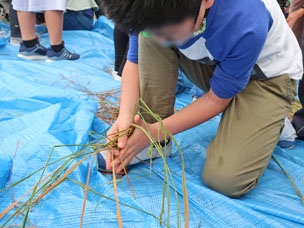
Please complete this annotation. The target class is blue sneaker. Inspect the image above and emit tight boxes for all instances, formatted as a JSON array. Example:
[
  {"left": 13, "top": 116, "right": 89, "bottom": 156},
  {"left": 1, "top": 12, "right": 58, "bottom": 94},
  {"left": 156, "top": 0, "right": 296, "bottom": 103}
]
[
  {"left": 18, "top": 42, "right": 47, "bottom": 60},
  {"left": 46, "top": 47, "right": 80, "bottom": 62},
  {"left": 97, "top": 139, "right": 172, "bottom": 174}
]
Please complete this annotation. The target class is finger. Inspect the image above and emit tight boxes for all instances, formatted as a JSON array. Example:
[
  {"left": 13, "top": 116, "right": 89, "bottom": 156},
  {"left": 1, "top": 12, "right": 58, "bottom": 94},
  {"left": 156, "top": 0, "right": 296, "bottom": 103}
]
[
  {"left": 111, "top": 150, "right": 130, "bottom": 173},
  {"left": 133, "top": 114, "right": 141, "bottom": 124},
  {"left": 106, "top": 126, "right": 119, "bottom": 144},
  {"left": 118, "top": 135, "right": 128, "bottom": 149},
  {"left": 108, "top": 149, "right": 123, "bottom": 170},
  {"left": 113, "top": 149, "right": 120, "bottom": 157},
  {"left": 115, "top": 153, "right": 135, "bottom": 174},
  {"left": 106, "top": 150, "right": 114, "bottom": 171}
]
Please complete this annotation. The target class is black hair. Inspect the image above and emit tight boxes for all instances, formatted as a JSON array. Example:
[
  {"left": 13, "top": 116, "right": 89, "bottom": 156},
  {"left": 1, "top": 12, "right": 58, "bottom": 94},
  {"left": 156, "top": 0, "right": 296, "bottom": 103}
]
[{"left": 102, "top": 0, "right": 201, "bottom": 33}]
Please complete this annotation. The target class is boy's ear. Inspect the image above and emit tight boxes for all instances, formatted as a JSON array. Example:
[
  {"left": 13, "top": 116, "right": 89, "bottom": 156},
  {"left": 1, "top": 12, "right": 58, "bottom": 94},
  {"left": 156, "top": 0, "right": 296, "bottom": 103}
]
[{"left": 204, "top": 0, "right": 214, "bottom": 9}]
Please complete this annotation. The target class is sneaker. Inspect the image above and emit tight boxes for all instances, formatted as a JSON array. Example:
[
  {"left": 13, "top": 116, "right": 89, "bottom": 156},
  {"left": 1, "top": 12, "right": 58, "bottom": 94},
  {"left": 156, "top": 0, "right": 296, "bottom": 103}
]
[
  {"left": 97, "top": 139, "right": 172, "bottom": 173},
  {"left": 278, "top": 117, "right": 297, "bottom": 150},
  {"left": 10, "top": 37, "right": 22, "bottom": 46},
  {"left": 111, "top": 70, "right": 122, "bottom": 81},
  {"left": 17, "top": 42, "right": 47, "bottom": 60},
  {"left": 46, "top": 47, "right": 80, "bottom": 62}
]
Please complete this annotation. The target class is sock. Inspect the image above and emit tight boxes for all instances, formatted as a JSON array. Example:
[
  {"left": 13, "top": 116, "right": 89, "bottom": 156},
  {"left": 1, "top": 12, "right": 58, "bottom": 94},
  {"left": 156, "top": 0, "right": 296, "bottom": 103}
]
[
  {"left": 23, "top": 38, "right": 38, "bottom": 48},
  {"left": 51, "top": 42, "right": 64, "bottom": 53}
]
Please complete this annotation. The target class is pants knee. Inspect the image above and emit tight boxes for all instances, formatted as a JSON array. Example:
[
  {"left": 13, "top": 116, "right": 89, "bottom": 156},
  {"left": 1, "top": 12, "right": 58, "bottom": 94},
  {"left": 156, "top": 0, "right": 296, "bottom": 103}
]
[{"left": 202, "top": 167, "right": 258, "bottom": 198}]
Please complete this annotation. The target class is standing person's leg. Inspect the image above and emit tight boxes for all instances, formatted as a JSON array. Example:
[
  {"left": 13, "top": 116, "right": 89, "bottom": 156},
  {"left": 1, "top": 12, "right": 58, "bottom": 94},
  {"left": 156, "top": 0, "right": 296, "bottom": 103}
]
[
  {"left": 44, "top": 10, "right": 63, "bottom": 47},
  {"left": 16, "top": 11, "right": 47, "bottom": 60},
  {"left": 17, "top": 12, "right": 35, "bottom": 41},
  {"left": 44, "top": 10, "right": 80, "bottom": 61}
]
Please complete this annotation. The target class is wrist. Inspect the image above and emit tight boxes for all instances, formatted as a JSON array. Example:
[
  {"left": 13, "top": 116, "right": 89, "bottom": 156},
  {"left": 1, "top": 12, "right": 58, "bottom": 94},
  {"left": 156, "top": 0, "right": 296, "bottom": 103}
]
[
  {"left": 149, "top": 122, "right": 170, "bottom": 142},
  {"left": 149, "top": 122, "right": 160, "bottom": 139},
  {"left": 117, "top": 112, "right": 134, "bottom": 124}
]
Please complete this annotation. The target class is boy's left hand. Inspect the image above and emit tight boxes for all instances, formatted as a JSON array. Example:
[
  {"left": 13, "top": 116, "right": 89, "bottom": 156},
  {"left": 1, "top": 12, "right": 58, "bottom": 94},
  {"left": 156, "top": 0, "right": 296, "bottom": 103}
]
[{"left": 110, "top": 115, "right": 155, "bottom": 173}]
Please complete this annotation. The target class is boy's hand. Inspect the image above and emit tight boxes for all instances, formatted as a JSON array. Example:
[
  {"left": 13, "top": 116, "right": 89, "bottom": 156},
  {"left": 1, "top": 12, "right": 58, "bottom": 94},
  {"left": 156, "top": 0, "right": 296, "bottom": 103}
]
[
  {"left": 110, "top": 115, "right": 154, "bottom": 174},
  {"left": 106, "top": 116, "right": 133, "bottom": 171}
]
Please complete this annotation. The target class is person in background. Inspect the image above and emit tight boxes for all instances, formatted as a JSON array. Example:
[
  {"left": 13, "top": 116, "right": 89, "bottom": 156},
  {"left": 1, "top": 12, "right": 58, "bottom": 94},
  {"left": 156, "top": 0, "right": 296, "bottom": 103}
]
[
  {"left": 12, "top": 0, "right": 80, "bottom": 61},
  {"left": 8, "top": 1, "right": 21, "bottom": 45},
  {"left": 277, "top": 0, "right": 291, "bottom": 16},
  {"left": 112, "top": 26, "right": 129, "bottom": 81},
  {"left": 94, "top": 0, "right": 105, "bottom": 18},
  {"left": 0, "top": 0, "right": 20, "bottom": 45},
  {"left": 278, "top": 0, "right": 287, "bottom": 11},
  {"left": 276, "top": 0, "right": 304, "bottom": 149},
  {"left": 64, "top": 0, "right": 99, "bottom": 31},
  {"left": 288, "top": 0, "right": 304, "bottom": 139}
]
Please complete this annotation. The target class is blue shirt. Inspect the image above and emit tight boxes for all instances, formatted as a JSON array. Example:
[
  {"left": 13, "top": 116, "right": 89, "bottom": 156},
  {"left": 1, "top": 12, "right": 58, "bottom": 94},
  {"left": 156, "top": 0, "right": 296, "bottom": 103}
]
[{"left": 127, "top": 0, "right": 282, "bottom": 98}]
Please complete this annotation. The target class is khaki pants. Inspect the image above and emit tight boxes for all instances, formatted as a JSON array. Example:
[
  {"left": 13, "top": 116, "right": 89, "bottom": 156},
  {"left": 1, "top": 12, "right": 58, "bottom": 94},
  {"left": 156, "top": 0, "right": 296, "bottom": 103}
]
[{"left": 138, "top": 36, "right": 297, "bottom": 197}]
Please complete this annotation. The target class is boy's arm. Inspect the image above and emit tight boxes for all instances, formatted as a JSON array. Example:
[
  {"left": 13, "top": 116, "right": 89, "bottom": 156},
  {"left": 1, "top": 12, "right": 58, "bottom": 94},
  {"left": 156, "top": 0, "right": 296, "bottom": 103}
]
[
  {"left": 118, "top": 60, "right": 140, "bottom": 123},
  {"left": 157, "top": 89, "right": 232, "bottom": 136},
  {"left": 111, "top": 89, "right": 232, "bottom": 173},
  {"left": 106, "top": 60, "right": 140, "bottom": 170}
]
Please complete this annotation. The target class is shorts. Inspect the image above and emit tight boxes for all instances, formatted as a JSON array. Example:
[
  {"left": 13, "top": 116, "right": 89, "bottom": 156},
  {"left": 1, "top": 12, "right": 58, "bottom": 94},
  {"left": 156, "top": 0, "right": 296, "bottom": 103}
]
[{"left": 12, "top": 0, "right": 66, "bottom": 12}]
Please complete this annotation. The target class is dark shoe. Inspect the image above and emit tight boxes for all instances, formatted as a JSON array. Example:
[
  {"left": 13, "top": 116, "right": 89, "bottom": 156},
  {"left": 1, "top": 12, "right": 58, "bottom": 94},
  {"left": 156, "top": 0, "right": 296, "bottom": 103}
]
[
  {"left": 18, "top": 42, "right": 47, "bottom": 60},
  {"left": 46, "top": 47, "right": 80, "bottom": 62}
]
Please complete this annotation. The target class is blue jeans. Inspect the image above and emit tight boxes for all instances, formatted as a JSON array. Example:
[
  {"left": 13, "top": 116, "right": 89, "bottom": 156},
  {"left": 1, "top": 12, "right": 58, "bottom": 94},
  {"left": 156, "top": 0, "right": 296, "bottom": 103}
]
[{"left": 63, "top": 10, "right": 94, "bottom": 31}]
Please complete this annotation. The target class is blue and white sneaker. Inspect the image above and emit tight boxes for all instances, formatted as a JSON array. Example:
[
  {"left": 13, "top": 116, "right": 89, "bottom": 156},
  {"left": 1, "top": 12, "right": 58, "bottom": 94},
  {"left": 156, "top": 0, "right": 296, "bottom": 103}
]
[
  {"left": 18, "top": 42, "right": 47, "bottom": 60},
  {"left": 46, "top": 47, "right": 80, "bottom": 62},
  {"left": 97, "top": 139, "right": 172, "bottom": 174}
]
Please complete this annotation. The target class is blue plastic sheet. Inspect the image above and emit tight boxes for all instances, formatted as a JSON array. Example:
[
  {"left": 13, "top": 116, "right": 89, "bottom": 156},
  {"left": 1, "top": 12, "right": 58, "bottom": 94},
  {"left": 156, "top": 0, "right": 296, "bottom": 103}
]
[
  {"left": 0, "top": 20, "right": 10, "bottom": 48},
  {"left": 0, "top": 16, "right": 304, "bottom": 227}
]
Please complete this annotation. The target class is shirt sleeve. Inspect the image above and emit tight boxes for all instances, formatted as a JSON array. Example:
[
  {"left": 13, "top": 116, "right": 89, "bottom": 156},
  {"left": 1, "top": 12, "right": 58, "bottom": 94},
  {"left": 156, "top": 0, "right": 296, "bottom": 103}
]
[
  {"left": 127, "top": 34, "right": 139, "bottom": 64},
  {"left": 210, "top": 30, "right": 268, "bottom": 99}
]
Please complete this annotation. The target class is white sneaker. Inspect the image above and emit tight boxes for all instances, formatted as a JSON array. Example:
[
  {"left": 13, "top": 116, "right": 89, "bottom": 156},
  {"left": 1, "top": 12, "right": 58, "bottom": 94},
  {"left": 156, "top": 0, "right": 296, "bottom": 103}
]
[
  {"left": 111, "top": 70, "right": 122, "bottom": 81},
  {"left": 278, "top": 117, "right": 297, "bottom": 150},
  {"left": 97, "top": 139, "right": 172, "bottom": 172},
  {"left": 10, "top": 37, "right": 22, "bottom": 46}
]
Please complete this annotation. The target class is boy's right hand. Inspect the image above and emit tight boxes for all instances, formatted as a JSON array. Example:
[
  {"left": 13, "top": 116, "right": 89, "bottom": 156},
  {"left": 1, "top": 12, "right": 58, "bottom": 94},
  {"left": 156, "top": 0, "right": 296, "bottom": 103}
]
[{"left": 105, "top": 116, "right": 132, "bottom": 171}]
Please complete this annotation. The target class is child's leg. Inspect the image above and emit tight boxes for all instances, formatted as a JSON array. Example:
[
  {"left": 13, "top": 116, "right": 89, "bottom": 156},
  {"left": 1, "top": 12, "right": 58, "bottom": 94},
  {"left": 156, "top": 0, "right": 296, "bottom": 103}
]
[
  {"left": 202, "top": 76, "right": 296, "bottom": 197},
  {"left": 139, "top": 35, "right": 296, "bottom": 197},
  {"left": 138, "top": 35, "right": 179, "bottom": 123},
  {"left": 44, "top": 10, "right": 80, "bottom": 61},
  {"left": 44, "top": 10, "right": 63, "bottom": 46},
  {"left": 170, "top": 51, "right": 297, "bottom": 197},
  {"left": 17, "top": 11, "right": 36, "bottom": 40}
]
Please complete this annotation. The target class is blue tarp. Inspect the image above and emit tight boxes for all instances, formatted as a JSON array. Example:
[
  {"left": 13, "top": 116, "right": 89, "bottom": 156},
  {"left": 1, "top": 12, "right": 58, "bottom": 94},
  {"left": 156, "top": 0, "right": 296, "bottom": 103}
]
[{"left": 0, "top": 16, "right": 304, "bottom": 227}]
